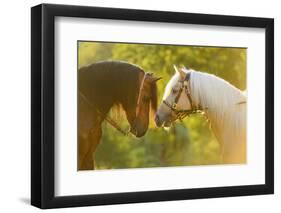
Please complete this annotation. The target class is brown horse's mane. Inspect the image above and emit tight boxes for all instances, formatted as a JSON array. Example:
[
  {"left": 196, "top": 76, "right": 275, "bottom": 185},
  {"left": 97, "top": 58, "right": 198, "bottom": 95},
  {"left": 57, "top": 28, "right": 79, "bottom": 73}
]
[{"left": 79, "top": 60, "right": 157, "bottom": 117}]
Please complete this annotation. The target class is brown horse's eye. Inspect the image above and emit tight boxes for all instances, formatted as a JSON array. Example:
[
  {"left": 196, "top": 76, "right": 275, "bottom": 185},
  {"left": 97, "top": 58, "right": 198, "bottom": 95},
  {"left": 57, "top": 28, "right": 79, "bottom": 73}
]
[{"left": 142, "top": 96, "right": 150, "bottom": 103}]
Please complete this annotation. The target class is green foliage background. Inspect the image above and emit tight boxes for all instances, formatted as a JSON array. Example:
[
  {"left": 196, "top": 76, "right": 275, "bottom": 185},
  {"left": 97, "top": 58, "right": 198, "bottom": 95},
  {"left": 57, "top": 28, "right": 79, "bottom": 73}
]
[{"left": 78, "top": 41, "right": 246, "bottom": 169}]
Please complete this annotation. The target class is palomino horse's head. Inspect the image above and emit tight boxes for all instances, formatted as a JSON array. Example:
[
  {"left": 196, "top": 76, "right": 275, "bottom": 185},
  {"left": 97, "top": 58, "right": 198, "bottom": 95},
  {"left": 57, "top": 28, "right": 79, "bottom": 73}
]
[
  {"left": 155, "top": 65, "right": 193, "bottom": 127},
  {"left": 128, "top": 72, "right": 161, "bottom": 137}
]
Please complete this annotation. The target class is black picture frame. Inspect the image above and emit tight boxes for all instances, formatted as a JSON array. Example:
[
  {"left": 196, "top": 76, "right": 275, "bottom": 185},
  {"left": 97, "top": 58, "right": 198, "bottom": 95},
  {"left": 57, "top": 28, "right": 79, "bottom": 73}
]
[{"left": 31, "top": 3, "right": 274, "bottom": 209}]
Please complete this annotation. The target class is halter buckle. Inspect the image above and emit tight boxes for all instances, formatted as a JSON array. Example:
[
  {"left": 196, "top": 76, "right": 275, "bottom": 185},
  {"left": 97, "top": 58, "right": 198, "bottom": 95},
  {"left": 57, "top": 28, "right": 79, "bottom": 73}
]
[{"left": 172, "top": 103, "right": 177, "bottom": 109}]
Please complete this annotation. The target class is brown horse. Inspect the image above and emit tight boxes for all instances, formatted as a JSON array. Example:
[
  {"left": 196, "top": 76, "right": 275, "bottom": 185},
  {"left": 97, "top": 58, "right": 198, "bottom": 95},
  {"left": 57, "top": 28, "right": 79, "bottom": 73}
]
[{"left": 78, "top": 60, "right": 160, "bottom": 170}]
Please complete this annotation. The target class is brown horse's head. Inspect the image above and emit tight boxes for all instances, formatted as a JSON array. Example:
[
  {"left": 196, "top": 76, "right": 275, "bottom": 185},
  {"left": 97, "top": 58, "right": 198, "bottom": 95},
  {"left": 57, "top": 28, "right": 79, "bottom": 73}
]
[
  {"left": 79, "top": 61, "right": 161, "bottom": 138},
  {"left": 125, "top": 72, "right": 161, "bottom": 137}
]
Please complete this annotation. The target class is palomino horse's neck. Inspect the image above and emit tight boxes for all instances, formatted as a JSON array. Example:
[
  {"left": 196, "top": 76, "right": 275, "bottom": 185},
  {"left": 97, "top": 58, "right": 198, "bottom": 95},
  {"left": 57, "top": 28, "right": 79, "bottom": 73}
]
[{"left": 189, "top": 71, "right": 246, "bottom": 163}]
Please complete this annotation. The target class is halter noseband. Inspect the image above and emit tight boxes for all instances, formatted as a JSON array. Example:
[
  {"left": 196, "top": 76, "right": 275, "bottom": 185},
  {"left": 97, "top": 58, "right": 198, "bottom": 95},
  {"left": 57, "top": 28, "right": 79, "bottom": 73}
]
[{"left": 163, "top": 72, "right": 202, "bottom": 120}]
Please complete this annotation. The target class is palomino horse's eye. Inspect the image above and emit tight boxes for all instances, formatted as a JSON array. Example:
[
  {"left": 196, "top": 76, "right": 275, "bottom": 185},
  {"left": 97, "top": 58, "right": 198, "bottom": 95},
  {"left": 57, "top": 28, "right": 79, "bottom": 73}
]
[{"left": 172, "top": 88, "right": 178, "bottom": 94}]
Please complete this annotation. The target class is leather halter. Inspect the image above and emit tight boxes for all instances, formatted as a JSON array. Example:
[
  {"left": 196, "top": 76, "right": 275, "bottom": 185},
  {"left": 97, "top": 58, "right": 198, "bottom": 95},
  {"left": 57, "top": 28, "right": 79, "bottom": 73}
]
[
  {"left": 79, "top": 91, "right": 130, "bottom": 135},
  {"left": 163, "top": 72, "right": 202, "bottom": 120},
  {"left": 136, "top": 72, "right": 148, "bottom": 116}
]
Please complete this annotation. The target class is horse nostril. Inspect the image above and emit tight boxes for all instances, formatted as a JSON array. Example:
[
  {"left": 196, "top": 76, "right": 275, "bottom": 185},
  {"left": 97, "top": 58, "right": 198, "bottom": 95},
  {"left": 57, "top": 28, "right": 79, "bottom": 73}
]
[
  {"left": 155, "top": 114, "right": 159, "bottom": 122},
  {"left": 155, "top": 114, "right": 161, "bottom": 126}
]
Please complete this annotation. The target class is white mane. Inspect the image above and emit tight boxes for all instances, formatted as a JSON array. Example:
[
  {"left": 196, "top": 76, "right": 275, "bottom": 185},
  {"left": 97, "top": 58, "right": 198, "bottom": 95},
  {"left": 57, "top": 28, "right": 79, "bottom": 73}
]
[
  {"left": 164, "top": 68, "right": 247, "bottom": 163},
  {"left": 189, "top": 70, "right": 246, "bottom": 117}
]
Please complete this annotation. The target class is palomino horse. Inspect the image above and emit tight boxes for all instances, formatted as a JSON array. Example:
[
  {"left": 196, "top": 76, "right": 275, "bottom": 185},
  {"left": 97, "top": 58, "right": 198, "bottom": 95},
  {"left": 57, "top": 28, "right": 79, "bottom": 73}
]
[
  {"left": 155, "top": 66, "right": 246, "bottom": 164},
  {"left": 79, "top": 60, "right": 160, "bottom": 170}
]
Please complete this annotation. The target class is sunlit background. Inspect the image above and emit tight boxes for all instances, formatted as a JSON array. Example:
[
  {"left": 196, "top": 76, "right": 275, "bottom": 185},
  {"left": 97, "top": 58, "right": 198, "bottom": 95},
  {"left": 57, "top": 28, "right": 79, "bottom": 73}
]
[{"left": 78, "top": 41, "right": 246, "bottom": 169}]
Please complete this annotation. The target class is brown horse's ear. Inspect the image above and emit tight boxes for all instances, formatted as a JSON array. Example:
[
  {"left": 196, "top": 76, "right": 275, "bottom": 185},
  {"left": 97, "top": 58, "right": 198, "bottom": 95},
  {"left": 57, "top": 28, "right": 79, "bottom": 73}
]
[
  {"left": 151, "top": 76, "right": 162, "bottom": 82},
  {"left": 146, "top": 73, "right": 162, "bottom": 83}
]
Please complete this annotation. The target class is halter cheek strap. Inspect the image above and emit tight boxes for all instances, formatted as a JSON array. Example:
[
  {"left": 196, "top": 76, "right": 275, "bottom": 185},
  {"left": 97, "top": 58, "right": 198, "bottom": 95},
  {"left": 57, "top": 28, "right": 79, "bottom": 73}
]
[
  {"left": 163, "top": 72, "right": 202, "bottom": 120},
  {"left": 183, "top": 73, "right": 194, "bottom": 110},
  {"left": 136, "top": 72, "right": 148, "bottom": 116}
]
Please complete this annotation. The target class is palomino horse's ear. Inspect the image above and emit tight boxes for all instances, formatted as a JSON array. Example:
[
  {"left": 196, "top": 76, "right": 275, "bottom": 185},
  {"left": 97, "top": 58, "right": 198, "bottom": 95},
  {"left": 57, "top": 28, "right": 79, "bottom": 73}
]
[
  {"left": 174, "top": 65, "right": 186, "bottom": 79},
  {"left": 179, "top": 69, "right": 187, "bottom": 80},
  {"left": 173, "top": 65, "right": 179, "bottom": 73}
]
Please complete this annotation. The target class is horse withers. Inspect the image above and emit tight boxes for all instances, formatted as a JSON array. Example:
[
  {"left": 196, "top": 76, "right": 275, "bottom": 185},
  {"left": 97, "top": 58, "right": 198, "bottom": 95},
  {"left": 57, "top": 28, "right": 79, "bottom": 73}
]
[{"left": 78, "top": 60, "right": 161, "bottom": 170}]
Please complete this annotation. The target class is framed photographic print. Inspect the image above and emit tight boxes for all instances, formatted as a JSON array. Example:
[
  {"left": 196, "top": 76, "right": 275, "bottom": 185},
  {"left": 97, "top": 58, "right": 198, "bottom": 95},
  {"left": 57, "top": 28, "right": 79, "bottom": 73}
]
[{"left": 31, "top": 3, "right": 274, "bottom": 209}]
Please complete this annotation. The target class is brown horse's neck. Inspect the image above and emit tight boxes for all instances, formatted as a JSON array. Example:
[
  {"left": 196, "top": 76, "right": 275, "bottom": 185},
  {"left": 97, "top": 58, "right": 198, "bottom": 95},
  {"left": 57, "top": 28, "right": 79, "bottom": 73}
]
[{"left": 79, "top": 61, "right": 143, "bottom": 117}]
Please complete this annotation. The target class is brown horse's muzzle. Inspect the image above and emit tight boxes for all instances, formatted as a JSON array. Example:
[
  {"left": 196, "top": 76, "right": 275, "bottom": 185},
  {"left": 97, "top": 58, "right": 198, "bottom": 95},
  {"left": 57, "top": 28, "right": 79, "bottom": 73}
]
[{"left": 130, "top": 119, "right": 148, "bottom": 137}]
